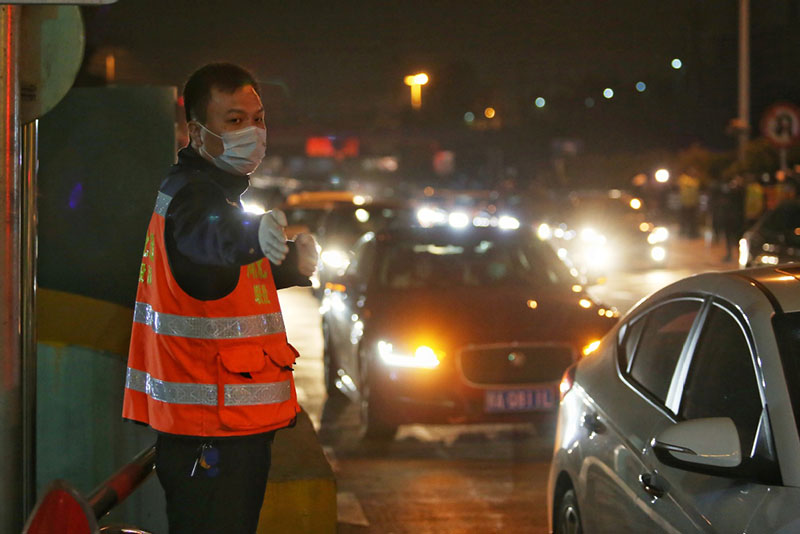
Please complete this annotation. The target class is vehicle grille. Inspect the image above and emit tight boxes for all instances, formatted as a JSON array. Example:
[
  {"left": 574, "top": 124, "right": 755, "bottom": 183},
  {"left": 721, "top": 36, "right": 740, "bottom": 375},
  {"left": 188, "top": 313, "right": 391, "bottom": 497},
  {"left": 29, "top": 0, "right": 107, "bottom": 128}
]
[{"left": 458, "top": 344, "right": 575, "bottom": 386}]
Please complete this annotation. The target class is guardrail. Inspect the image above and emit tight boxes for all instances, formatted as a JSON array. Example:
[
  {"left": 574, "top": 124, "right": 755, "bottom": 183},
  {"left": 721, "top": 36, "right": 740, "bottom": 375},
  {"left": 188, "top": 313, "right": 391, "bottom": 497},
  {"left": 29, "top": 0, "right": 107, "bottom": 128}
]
[{"left": 22, "top": 445, "right": 156, "bottom": 534}]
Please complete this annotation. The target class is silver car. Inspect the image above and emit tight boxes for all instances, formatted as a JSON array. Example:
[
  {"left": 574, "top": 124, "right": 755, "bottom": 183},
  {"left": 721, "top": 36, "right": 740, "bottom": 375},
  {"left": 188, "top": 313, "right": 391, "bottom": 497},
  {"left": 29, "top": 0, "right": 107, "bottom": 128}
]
[{"left": 548, "top": 265, "right": 800, "bottom": 533}]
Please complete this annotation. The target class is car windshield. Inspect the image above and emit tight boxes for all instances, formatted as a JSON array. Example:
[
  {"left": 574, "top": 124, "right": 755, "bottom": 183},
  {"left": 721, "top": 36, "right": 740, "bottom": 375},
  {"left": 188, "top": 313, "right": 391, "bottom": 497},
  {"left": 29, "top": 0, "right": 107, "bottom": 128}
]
[
  {"left": 283, "top": 207, "right": 328, "bottom": 232},
  {"left": 320, "top": 206, "right": 410, "bottom": 243},
  {"left": 566, "top": 196, "right": 646, "bottom": 230},
  {"left": 375, "top": 233, "right": 573, "bottom": 290}
]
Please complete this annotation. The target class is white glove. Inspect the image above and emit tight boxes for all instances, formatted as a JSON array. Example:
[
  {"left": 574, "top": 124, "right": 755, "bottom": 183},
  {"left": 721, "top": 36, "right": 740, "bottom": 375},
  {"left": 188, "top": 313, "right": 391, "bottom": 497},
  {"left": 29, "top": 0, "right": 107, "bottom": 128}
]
[
  {"left": 294, "top": 233, "right": 319, "bottom": 277},
  {"left": 258, "top": 209, "right": 289, "bottom": 265}
]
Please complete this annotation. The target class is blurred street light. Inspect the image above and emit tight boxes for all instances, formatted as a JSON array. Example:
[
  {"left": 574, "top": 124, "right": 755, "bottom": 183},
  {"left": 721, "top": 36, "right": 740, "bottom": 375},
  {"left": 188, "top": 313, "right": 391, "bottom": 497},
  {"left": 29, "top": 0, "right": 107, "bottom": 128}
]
[
  {"left": 635, "top": 81, "right": 646, "bottom": 92},
  {"left": 671, "top": 58, "right": 683, "bottom": 69},
  {"left": 603, "top": 88, "right": 614, "bottom": 99},
  {"left": 535, "top": 97, "right": 546, "bottom": 108},
  {"left": 655, "top": 168, "right": 670, "bottom": 183},
  {"left": 484, "top": 107, "right": 496, "bottom": 119},
  {"left": 404, "top": 72, "right": 429, "bottom": 110}
]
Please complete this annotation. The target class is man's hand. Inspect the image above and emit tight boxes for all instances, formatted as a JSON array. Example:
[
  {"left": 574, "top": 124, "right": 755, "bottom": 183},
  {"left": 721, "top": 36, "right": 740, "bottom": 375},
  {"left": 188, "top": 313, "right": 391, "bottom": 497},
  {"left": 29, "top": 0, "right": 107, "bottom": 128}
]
[
  {"left": 258, "top": 209, "right": 289, "bottom": 265},
  {"left": 294, "top": 233, "right": 319, "bottom": 277}
]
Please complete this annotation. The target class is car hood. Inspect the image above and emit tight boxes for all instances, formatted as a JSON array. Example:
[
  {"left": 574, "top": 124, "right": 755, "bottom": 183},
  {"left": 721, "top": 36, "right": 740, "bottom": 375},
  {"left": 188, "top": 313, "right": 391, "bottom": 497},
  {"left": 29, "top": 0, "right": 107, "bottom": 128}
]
[{"left": 363, "top": 285, "right": 613, "bottom": 351}]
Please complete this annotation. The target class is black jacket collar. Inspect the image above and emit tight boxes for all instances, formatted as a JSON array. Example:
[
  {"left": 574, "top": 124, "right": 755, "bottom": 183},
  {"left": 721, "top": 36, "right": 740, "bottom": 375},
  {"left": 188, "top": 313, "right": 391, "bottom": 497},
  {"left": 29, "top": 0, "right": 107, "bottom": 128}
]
[{"left": 176, "top": 146, "right": 250, "bottom": 198}]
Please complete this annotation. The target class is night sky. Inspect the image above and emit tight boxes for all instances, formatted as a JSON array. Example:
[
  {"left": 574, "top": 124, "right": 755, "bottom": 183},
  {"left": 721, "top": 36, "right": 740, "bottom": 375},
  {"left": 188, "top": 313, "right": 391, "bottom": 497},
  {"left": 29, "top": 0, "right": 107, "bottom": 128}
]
[{"left": 80, "top": 1, "right": 800, "bottom": 181}]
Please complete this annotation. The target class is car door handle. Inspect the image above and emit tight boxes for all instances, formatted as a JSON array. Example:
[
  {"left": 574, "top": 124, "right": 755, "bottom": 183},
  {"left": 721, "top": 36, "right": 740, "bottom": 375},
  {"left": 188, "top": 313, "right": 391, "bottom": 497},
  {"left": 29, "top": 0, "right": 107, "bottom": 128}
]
[
  {"left": 581, "top": 412, "right": 605, "bottom": 434},
  {"left": 639, "top": 473, "right": 665, "bottom": 499}
]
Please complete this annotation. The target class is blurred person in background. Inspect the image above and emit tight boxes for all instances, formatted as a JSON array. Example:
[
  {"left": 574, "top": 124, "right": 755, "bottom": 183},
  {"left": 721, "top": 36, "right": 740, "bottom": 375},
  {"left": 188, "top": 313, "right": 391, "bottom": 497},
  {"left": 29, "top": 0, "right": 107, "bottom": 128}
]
[
  {"left": 678, "top": 171, "right": 700, "bottom": 237},
  {"left": 744, "top": 174, "right": 766, "bottom": 229},
  {"left": 719, "top": 176, "right": 746, "bottom": 262}
]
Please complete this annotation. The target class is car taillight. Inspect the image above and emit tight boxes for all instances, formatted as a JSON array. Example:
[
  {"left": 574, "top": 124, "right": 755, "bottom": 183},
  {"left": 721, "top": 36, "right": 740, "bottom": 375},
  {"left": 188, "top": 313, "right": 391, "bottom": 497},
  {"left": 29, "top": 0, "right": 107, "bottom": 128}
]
[{"left": 559, "top": 364, "right": 577, "bottom": 401}]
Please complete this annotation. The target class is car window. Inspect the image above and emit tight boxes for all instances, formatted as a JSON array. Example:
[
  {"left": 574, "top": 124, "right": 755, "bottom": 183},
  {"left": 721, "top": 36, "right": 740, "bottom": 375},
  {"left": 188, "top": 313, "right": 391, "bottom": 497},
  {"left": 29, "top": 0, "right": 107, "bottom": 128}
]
[
  {"left": 628, "top": 300, "right": 702, "bottom": 404},
  {"left": 375, "top": 236, "right": 572, "bottom": 289},
  {"left": 618, "top": 316, "right": 647, "bottom": 372},
  {"left": 680, "top": 305, "right": 762, "bottom": 454},
  {"left": 774, "top": 311, "right": 800, "bottom": 441},
  {"left": 345, "top": 236, "right": 375, "bottom": 279}
]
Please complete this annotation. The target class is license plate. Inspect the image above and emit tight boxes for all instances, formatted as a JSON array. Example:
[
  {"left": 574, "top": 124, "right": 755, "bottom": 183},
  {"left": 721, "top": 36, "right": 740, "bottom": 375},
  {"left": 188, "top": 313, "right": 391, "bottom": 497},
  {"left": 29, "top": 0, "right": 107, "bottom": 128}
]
[{"left": 484, "top": 387, "right": 556, "bottom": 413}]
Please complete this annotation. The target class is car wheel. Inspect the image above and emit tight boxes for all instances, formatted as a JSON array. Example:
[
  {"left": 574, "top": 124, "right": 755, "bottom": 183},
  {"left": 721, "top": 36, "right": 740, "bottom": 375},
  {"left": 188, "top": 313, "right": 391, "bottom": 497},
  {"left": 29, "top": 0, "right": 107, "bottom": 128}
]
[
  {"left": 322, "top": 322, "right": 339, "bottom": 396},
  {"left": 359, "top": 355, "right": 397, "bottom": 440},
  {"left": 555, "top": 488, "right": 583, "bottom": 534}
]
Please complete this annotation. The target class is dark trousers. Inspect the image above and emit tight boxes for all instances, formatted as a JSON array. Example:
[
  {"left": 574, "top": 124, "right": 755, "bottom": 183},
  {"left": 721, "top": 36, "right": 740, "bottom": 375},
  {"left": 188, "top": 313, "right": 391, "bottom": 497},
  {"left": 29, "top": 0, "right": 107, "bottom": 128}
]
[{"left": 155, "top": 431, "right": 276, "bottom": 534}]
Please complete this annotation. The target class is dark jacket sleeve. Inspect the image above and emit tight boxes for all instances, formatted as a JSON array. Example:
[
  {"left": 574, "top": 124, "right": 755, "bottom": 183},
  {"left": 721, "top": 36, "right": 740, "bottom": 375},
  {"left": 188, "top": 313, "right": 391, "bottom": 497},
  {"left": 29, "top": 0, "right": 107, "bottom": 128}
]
[
  {"left": 168, "top": 182, "right": 263, "bottom": 267},
  {"left": 168, "top": 182, "right": 311, "bottom": 288}
]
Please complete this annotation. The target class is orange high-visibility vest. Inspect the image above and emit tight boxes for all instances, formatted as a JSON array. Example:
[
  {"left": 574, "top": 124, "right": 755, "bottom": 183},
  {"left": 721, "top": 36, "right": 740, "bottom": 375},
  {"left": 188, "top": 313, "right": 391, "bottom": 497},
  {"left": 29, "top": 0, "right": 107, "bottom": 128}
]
[{"left": 122, "top": 191, "right": 300, "bottom": 437}]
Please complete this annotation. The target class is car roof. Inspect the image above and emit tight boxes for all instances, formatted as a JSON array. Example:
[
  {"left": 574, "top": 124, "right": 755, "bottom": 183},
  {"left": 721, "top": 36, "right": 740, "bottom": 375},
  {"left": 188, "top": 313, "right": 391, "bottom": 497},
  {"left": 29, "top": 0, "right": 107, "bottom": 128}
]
[
  {"left": 284, "top": 191, "right": 356, "bottom": 206},
  {"left": 375, "top": 225, "right": 529, "bottom": 243},
  {"left": 638, "top": 265, "right": 800, "bottom": 316}
]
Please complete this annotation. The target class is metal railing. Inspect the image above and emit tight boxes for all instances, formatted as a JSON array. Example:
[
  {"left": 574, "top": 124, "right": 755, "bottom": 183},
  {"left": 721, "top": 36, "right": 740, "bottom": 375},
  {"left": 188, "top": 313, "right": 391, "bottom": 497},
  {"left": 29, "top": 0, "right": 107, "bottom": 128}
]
[{"left": 23, "top": 445, "right": 156, "bottom": 534}]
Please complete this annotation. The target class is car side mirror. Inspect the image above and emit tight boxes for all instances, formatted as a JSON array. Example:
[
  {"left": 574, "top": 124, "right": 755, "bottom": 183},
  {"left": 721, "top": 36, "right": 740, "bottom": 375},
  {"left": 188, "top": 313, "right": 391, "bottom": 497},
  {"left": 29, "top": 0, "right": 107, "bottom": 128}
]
[{"left": 651, "top": 417, "right": 741, "bottom": 474}]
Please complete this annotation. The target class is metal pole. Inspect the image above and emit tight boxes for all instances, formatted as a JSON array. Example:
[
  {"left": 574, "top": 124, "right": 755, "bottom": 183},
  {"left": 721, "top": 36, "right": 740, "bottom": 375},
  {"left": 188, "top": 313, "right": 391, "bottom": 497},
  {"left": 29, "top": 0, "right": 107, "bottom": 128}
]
[
  {"left": 0, "top": 4, "right": 22, "bottom": 534},
  {"left": 738, "top": 0, "right": 750, "bottom": 162},
  {"left": 21, "top": 118, "right": 37, "bottom": 519}
]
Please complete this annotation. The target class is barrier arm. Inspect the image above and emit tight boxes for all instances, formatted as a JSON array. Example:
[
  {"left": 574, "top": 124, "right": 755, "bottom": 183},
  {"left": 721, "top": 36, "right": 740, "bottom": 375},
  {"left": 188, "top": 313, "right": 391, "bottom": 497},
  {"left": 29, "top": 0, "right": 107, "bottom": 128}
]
[{"left": 22, "top": 445, "right": 156, "bottom": 534}]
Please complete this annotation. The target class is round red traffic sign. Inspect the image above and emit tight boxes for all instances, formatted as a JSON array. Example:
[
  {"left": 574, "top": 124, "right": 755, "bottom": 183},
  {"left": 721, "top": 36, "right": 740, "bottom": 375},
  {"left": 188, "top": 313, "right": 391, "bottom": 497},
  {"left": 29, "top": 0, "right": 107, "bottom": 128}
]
[{"left": 761, "top": 102, "right": 800, "bottom": 148}]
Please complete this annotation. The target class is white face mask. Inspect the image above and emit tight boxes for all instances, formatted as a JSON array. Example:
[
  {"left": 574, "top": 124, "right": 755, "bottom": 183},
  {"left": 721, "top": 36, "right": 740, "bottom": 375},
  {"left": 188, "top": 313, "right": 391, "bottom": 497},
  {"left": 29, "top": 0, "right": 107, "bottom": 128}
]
[{"left": 198, "top": 123, "right": 267, "bottom": 176}]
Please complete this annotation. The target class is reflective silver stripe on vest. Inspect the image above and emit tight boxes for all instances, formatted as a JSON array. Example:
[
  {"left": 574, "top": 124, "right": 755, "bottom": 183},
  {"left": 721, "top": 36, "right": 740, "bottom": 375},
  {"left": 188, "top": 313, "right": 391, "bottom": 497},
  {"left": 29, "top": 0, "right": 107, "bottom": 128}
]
[
  {"left": 126, "top": 368, "right": 291, "bottom": 406},
  {"left": 134, "top": 302, "right": 285, "bottom": 339},
  {"left": 154, "top": 192, "right": 172, "bottom": 217},
  {"left": 225, "top": 381, "right": 292, "bottom": 406}
]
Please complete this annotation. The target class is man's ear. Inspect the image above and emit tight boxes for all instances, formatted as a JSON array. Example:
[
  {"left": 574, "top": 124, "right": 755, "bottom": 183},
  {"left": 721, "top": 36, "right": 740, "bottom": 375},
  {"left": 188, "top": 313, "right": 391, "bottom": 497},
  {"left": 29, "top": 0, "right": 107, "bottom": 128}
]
[{"left": 187, "top": 121, "right": 203, "bottom": 149}]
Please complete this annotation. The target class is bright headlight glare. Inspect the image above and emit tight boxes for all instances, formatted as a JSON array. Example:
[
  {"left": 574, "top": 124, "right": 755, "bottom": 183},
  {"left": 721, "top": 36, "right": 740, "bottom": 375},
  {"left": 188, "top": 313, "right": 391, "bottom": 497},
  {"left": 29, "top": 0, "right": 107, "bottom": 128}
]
[
  {"left": 758, "top": 254, "right": 779, "bottom": 265},
  {"left": 650, "top": 246, "right": 666, "bottom": 262},
  {"left": 647, "top": 227, "right": 669, "bottom": 244},
  {"left": 582, "top": 340, "right": 601, "bottom": 356},
  {"left": 580, "top": 228, "right": 606, "bottom": 245},
  {"left": 584, "top": 245, "right": 612, "bottom": 268},
  {"left": 473, "top": 213, "right": 492, "bottom": 227},
  {"left": 417, "top": 207, "right": 447, "bottom": 227},
  {"left": 377, "top": 341, "right": 441, "bottom": 369},
  {"left": 321, "top": 249, "right": 350, "bottom": 269},
  {"left": 537, "top": 223, "right": 552, "bottom": 240},
  {"left": 498, "top": 215, "right": 520, "bottom": 230},
  {"left": 448, "top": 211, "right": 470, "bottom": 228}
]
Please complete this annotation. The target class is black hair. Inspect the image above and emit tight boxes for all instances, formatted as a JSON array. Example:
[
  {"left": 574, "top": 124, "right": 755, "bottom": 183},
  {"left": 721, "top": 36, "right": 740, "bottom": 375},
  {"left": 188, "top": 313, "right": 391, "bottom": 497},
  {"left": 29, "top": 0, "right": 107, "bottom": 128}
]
[{"left": 183, "top": 63, "right": 260, "bottom": 123}]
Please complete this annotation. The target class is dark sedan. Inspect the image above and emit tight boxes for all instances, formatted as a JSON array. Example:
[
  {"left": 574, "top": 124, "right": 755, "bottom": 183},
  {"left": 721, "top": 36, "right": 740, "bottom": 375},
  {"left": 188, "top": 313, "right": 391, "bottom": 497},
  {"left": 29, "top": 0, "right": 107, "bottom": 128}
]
[
  {"left": 321, "top": 226, "right": 618, "bottom": 439},
  {"left": 740, "top": 199, "right": 800, "bottom": 268}
]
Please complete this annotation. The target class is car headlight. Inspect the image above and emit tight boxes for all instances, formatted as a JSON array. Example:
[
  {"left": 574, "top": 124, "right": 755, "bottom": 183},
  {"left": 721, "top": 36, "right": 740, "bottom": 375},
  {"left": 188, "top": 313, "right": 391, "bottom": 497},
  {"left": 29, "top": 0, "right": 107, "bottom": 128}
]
[
  {"left": 377, "top": 341, "right": 441, "bottom": 369},
  {"left": 498, "top": 215, "right": 520, "bottom": 230},
  {"left": 650, "top": 246, "right": 666, "bottom": 262},
  {"left": 448, "top": 211, "right": 470, "bottom": 228},
  {"left": 580, "top": 227, "right": 606, "bottom": 244},
  {"left": 756, "top": 253, "right": 779, "bottom": 265},
  {"left": 582, "top": 244, "right": 612, "bottom": 269},
  {"left": 647, "top": 226, "right": 669, "bottom": 244},
  {"left": 537, "top": 223, "right": 552, "bottom": 240},
  {"left": 582, "top": 339, "right": 601, "bottom": 356},
  {"left": 417, "top": 206, "right": 447, "bottom": 227},
  {"left": 321, "top": 249, "right": 350, "bottom": 270}
]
